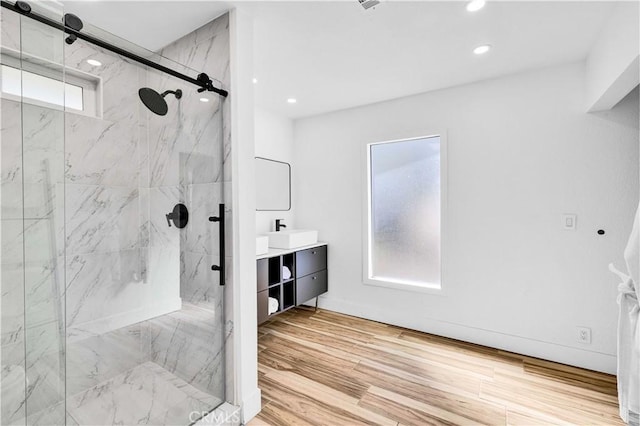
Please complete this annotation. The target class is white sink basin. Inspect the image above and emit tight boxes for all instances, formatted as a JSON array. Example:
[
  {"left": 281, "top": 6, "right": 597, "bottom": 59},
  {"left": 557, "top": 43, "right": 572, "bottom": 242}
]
[
  {"left": 256, "top": 236, "right": 269, "bottom": 255},
  {"left": 266, "top": 229, "right": 318, "bottom": 249}
]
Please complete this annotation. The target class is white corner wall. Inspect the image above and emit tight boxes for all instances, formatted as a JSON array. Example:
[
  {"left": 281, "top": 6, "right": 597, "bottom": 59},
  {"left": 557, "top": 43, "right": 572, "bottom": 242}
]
[
  {"left": 255, "top": 108, "right": 296, "bottom": 234},
  {"left": 229, "top": 7, "right": 261, "bottom": 423},
  {"left": 293, "top": 62, "right": 639, "bottom": 373},
  {"left": 586, "top": 2, "right": 639, "bottom": 112}
]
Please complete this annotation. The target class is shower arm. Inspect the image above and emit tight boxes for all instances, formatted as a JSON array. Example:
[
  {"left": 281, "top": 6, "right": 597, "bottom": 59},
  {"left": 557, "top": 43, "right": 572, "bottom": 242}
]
[
  {"left": 161, "top": 89, "right": 182, "bottom": 99},
  {"left": 1, "top": 0, "right": 229, "bottom": 98}
]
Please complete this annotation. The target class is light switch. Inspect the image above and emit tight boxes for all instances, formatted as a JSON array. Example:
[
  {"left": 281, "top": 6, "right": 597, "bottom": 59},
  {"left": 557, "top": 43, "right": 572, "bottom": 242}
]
[{"left": 562, "top": 214, "right": 577, "bottom": 230}]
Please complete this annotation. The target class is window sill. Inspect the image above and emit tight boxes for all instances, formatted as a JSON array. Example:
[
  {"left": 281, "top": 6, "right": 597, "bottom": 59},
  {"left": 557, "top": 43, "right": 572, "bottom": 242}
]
[{"left": 363, "top": 276, "right": 444, "bottom": 295}]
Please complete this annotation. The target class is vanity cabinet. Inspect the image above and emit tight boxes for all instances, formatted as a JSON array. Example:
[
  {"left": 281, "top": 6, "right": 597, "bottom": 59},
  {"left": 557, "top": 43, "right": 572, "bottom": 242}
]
[{"left": 257, "top": 244, "right": 327, "bottom": 325}]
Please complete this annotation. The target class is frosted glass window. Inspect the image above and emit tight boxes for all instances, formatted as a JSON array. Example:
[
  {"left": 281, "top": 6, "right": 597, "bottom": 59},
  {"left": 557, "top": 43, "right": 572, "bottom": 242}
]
[
  {"left": 1, "top": 64, "right": 83, "bottom": 110},
  {"left": 368, "top": 135, "right": 441, "bottom": 287}
]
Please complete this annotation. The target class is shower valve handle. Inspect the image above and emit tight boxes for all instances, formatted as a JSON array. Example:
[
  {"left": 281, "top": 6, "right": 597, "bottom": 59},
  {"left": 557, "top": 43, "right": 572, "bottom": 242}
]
[{"left": 165, "top": 204, "right": 189, "bottom": 229}]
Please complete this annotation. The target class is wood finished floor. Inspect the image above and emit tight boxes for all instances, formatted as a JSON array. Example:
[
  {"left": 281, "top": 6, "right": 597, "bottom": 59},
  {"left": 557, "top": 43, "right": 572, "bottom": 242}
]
[{"left": 249, "top": 307, "right": 623, "bottom": 426}]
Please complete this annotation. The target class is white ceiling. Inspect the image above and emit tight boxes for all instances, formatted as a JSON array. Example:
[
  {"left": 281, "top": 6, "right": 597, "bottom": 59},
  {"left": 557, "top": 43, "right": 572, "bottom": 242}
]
[
  {"left": 62, "top": 1, "right": 231, "bottom": 52},
  {"left": 60, "top": 1, "right": 616, "bottom": 119},
  {"left": 251, "top": 1, "right": 616, "bottom": 118}
]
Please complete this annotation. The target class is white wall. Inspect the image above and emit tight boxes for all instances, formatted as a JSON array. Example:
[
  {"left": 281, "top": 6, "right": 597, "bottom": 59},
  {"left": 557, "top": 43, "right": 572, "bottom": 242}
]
[
  {"left": 586, "top": 2, "right": 639, "bottom": 112},
  {"left": 255, "top": 108, "right": 295, "bottom": 234},
  {"left": 293, "top": 62, "right": 639, "bottom": 373},
  {"left": 229, "top": 8, "right": 261, "bottom": 423}
]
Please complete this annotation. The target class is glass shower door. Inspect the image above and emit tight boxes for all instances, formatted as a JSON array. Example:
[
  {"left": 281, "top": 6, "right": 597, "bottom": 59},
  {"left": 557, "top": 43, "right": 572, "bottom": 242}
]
[
  {"left": 1, "top": 2, "right": 67, "bottom": 425},
  {"left": 1, "top": 2, "right": 227, "bottom": 424},
  {"left": 61, "top": 18, "right": 227, "bottom": 426}
]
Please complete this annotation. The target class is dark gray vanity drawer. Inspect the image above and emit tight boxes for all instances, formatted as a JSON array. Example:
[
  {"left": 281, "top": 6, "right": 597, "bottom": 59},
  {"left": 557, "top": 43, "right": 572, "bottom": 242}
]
[
  {"left": 296, "top": 269, "right": 327, "bottom": 305},
  {"left": 257, "top": 259, "right": 269, "bottom": 292},
  {"left": 295, "top": 246, "right": 327, "bottom": 278}
]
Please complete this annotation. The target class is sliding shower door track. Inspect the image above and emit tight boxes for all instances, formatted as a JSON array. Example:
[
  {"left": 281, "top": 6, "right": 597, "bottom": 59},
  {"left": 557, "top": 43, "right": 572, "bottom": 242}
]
[{"left": 1, "top": 0, "right": 229, "bottom": 97}]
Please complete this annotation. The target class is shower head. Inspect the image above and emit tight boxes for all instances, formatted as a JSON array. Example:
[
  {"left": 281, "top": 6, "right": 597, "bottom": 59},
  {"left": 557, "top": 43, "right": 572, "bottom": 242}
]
[{"left": 138, "top": 87, "right": 182, "bottom": 116}]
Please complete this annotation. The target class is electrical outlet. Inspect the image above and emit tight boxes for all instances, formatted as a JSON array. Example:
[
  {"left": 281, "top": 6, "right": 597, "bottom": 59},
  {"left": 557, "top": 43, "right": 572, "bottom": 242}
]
[{"left": 577, "top": 327, "right": 591, "bottom": 344}]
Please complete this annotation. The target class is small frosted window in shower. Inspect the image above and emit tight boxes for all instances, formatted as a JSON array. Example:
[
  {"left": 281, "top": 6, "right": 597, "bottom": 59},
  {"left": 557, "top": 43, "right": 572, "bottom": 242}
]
[
  {"left": 367, "top": 135, "right": 442, "bottom": 289},
  {"left": 1, "top": 64, "right": 83, "bottom": 110}
]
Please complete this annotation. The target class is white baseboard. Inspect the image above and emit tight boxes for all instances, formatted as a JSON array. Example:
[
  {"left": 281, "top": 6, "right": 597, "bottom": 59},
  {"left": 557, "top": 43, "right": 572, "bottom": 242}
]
[
  {"left": 240, "top": 388, "right": 262, "bottom": 424},
  {"left": 318, "top": 297, "right": 617, "bottom": 374}
]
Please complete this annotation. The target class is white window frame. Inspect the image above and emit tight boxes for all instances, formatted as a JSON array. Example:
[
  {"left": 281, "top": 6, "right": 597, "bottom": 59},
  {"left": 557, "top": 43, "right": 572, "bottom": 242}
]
[
  {"left": 362, "top": 132, "right": 448, "bottom": 295},
  {"left": 1, "top": 50, "right": 102, "bottom": 118}
]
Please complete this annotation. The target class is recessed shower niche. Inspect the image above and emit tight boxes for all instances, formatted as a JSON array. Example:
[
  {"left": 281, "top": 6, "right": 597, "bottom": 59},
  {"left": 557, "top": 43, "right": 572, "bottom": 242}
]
[{"left": 0, "top": 2, "right": 231, "bottom": 425}]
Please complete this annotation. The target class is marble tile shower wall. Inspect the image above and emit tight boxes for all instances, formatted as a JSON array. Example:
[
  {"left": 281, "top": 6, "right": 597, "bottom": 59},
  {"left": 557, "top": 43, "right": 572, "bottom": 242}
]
[{"left": 1, "top": 6, "right": 231, "bottom": 424}]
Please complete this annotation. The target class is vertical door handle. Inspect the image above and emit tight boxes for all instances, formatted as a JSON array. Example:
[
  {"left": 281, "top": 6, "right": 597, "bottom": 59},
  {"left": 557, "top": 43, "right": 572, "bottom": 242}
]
[{"left": 209, "top": 203, "right": 225, "bottom": 285}]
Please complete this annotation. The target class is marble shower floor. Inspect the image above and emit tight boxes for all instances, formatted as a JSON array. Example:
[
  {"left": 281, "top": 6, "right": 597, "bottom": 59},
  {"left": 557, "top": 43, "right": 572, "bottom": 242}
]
[{"left": 67, "top": 361, "right": 223, "bottom": 426}]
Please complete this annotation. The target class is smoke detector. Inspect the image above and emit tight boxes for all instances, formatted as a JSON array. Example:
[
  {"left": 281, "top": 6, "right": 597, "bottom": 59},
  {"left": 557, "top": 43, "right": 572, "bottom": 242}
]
[{"left": 358, "top": 0, "right": 380, "bottom": 10}]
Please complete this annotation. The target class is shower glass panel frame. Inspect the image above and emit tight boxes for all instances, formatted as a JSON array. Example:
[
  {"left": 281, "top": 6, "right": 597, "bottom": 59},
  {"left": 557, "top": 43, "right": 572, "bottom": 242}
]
[{"left": 1, "top": 2, "right": 228, "bottom": 424}]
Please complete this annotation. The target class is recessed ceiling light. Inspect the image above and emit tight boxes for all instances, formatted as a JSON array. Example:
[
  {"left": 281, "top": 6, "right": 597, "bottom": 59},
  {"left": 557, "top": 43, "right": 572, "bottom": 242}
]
[
  {"left": 199, "top": 97, "right": 210, "bottom": 103},
  {"left": 287, "top": 98, "right": 297, "bottom": 104},
  {"left": 86, "top": 59, "right": 102, "bottom": 66},
  {"left": 466, "top": 0, "right": 485, "bottom": 12},
  {"left": 252, "top": 78, "right": 258, "bottom": 84},
  {"left": 473, "top": 44, "right": 491, "bottom": 55}
]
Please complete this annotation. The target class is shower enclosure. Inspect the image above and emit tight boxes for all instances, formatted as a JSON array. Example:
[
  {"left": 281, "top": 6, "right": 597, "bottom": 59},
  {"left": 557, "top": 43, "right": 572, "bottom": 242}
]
[{"left": 1, "top": 1, "right": 229, "bottom": 424}]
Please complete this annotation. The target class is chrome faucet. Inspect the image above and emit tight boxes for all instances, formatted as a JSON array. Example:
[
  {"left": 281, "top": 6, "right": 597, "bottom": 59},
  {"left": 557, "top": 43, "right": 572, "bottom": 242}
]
[{"left": 275, "top": 219, "right": 287, "bottom": 232}]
